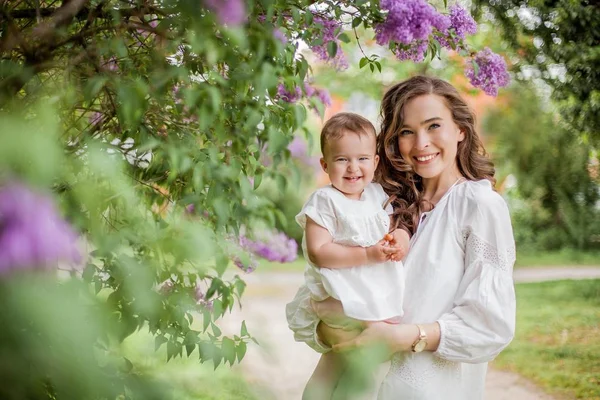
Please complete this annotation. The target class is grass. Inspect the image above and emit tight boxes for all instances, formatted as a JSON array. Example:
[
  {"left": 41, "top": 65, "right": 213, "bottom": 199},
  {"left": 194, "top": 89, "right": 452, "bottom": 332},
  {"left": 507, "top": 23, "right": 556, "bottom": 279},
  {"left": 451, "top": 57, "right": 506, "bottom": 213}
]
[
  {"left": 122, "top": 330, "right": 272, "bottom": 400},
  {"left": 515, "top": 249, "right": 600, "bottom": 268},
  {"left": 492, "top": 279, "right": 600, "bottom": 399}
]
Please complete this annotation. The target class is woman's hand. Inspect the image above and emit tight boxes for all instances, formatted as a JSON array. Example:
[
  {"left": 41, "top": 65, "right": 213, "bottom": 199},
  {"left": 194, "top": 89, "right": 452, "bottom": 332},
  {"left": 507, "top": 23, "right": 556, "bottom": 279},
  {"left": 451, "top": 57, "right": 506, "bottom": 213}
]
[{"left": 332, "top": 323, "right": 420, "bottom": 356}]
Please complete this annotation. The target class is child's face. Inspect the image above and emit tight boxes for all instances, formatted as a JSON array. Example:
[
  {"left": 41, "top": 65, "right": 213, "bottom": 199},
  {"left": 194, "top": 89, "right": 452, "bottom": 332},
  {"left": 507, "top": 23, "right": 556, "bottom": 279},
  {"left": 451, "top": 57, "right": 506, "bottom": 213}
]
[{"left": 320, "top": 131, "right": 379, "bottom": 200}]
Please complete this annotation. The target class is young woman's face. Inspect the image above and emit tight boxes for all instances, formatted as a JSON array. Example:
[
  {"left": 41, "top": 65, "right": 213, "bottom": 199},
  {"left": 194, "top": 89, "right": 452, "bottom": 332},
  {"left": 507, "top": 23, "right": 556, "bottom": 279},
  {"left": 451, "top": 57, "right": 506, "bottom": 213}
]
[{"left": 397, "top": 94, "right": 464, "bottom": 181}]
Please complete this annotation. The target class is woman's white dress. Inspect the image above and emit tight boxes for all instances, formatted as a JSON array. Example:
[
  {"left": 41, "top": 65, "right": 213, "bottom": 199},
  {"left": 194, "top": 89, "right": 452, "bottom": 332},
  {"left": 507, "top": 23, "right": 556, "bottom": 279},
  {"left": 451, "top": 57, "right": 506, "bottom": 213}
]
[
  {"left": 286, "top": 179, "right": 517, "bottom": 400},
  {"left": 286, "top": 182, "right": 405, "bottom": 346}
]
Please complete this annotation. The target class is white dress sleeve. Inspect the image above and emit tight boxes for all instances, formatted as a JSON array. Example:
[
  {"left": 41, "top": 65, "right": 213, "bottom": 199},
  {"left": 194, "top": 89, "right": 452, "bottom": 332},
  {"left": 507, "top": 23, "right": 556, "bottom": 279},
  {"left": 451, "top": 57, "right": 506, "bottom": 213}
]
[
  {"left": 295, "top": 189, "right": 337, "bottom": 235},
  {"left": 285, "top": 284, "right": 332, "bottom": 353},
  {"left": 434, "top": 185, "right": 516, "bottom": 363}
]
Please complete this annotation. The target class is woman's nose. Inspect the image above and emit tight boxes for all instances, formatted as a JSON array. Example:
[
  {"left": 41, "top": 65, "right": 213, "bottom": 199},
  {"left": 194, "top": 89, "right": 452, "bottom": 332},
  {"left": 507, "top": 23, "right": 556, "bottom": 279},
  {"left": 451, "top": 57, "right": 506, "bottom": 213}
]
[{"left": 414, "top": 132, "right": 430, "bottom": 150}]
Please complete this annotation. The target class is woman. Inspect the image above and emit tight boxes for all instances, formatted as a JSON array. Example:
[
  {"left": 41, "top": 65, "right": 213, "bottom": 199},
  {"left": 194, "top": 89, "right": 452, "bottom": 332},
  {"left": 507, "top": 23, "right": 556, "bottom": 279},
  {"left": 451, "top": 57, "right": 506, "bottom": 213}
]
[{"left": 287, "top": 75, "right": 516, "bottom": 400}]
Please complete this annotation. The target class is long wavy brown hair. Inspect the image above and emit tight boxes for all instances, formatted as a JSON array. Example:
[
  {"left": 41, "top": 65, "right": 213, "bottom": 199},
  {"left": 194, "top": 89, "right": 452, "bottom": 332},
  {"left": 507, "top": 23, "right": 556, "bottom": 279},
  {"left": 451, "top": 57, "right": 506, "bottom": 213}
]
[{"left": 376, "top": 75, "right": 496, "bottom": 235}]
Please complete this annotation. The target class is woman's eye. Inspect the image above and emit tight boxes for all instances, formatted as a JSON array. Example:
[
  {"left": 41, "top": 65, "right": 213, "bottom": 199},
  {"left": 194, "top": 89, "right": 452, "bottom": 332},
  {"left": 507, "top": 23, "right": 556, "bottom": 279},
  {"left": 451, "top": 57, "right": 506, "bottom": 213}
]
[
  {"left": 399, "top": 130, "right": 413, "bottom": 136},
  {"left": 429, "top": 123, "right": 440, "bottom": 130}
]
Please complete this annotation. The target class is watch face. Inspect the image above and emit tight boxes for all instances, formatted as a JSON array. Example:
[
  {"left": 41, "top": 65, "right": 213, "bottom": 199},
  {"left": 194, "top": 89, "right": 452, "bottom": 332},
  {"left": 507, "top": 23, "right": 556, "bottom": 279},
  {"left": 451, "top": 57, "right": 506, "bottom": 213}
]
[{"left": 414, "top": 340, "right": 427, "bottom": 353}]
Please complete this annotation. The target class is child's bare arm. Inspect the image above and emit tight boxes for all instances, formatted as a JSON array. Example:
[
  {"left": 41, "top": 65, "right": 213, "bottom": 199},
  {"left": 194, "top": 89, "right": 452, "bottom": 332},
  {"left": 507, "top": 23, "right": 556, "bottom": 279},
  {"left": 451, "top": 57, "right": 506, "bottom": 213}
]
[
  {"left": 302, "top": 352, "right": 345, "bottom": 400},
  {"left": 306, "top": 217, "right": 392, "bottom": 268}
]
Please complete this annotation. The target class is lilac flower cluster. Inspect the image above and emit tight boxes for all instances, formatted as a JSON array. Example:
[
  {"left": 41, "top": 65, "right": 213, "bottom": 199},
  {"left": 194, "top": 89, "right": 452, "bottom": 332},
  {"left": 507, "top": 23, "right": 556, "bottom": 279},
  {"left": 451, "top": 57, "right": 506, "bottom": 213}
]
[
  {"left": 0, "top": 182, "right": 81, "bottom": 274},
  {"left": 394, "top": 41, "right": 429, "bottom": 62},
  {"left": 310, "top": 14, "right": 348, "bottom": 70},
  {"left": 465, "top": 47, "right": 510, "bottom": 96},
  {"left": 204, "top": 0, "right": 246, "bottom": 27},
  {"left": 277, "top": 82, "right": 332, "bottom": 114},
  {"left": 449, "top": 4, "right": 477, "bottom": 40},
  {"left": 277, "top": 84, "right": 302, "bottom": 103},
  {"left": 375, "top": 0, "right": 449, "bottom": 47},
  {"left": 232, "top": 253, "right": 258, "bottom": 273},
  {"left": 240, "top": 230, "right": 298, "bottom": 263}
]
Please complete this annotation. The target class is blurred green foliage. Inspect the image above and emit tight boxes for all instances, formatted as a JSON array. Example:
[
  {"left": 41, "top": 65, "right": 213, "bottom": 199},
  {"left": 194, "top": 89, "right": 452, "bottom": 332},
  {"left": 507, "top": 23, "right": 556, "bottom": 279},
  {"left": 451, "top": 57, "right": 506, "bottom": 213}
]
[
  {"left": 476, "top": 0, "right": 600, "bottom": 147},
  {"left": 484, "top": 83, "right": 600, "bottom": 251},
  {"left": 0, "top": 0, "right": 486, "bottom": 398}
]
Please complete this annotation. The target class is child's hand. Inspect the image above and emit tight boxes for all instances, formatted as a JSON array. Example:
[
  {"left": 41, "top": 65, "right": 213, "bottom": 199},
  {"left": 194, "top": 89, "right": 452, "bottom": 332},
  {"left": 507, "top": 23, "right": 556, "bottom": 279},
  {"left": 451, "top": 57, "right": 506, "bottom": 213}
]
[
  {"left": 366, "top": 241, "right": 395, "bottom": 263},
  {"left": 385, "top": 229, "right": 411, "bottom": 262}
]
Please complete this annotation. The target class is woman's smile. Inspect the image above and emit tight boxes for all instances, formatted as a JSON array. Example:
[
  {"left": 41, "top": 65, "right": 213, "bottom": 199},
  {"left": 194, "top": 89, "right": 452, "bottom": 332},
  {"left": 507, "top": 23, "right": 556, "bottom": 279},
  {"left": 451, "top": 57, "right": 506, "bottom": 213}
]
[{"left": 414, "top": 153, "right": 440, "bottom": 164}]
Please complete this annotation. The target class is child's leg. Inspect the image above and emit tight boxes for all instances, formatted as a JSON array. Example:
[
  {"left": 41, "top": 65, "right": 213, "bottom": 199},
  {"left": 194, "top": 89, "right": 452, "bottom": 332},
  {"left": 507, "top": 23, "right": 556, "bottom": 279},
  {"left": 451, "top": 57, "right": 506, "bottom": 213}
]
[
  {"left": 302, "top": 352, "right": 345, "bottom": 400},
  {"left": 303, "top": 323, "right": 362, "bottom": 400}
]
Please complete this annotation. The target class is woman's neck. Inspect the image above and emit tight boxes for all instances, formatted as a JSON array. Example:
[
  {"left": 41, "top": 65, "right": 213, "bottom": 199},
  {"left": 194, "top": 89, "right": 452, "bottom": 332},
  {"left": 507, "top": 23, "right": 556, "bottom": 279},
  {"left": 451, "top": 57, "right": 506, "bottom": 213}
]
[{"left": 422, "top": 166, "right": 464, "bottom": 206}]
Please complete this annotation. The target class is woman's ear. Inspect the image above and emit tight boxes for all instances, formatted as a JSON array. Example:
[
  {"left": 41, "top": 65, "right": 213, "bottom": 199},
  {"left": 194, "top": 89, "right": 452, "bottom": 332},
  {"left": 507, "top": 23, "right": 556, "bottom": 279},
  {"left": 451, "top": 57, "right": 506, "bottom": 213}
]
[{"left": 458, "top": 130, "right": 465, "bottom": 142}]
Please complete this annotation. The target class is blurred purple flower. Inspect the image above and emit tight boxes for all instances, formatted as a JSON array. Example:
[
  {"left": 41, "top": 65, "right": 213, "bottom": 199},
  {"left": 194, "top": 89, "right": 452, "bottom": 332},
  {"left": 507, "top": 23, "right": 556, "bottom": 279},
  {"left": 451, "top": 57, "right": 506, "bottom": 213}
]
[
  {"left": 204, "top": 0, "right": 246, "bottom": 27},
  {"left": 465, "top": 47, "right": 510, "bottom": 96},
  {"left": 394, "top": 41, "right": 428, "bottom": 62},
  {"left": 375, "top": 0, "right": 449, "bottom": 46},
  {"left": 310, "top": 14, "right": 348, "bottom": 70},
  {"left": 240, "top": 230, "right": 298, "bottom": 263},
  {"left": 449, "top": 5, "right": 477, "bottom": 39},
  {"left": 0, "top": 182, "right": 81, "bottom": 274},
  {"left": 277, "top": 83, "right": 302, "bottom": 103},
  {"left": 288, "top": 137, "right": 321, "bottom": 171},
  {"left": 232, "top": 253, "right": 258, "bottom": 273},
  {"left": 273, "top": 28, "right": 287, "bottom": 44}
]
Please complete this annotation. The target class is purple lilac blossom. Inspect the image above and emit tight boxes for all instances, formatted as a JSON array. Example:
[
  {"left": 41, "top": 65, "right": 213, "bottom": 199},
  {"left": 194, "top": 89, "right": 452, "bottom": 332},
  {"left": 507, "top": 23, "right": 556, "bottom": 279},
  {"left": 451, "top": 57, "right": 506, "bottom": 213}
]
[
  {"left": 273, "top": 28, "right": 287, "bottom": 44},
  {"left": 449, "top": 5, "right": 477, "bottom": 39},
  {"left": 310, "top": 14, "right": 348, "bottom": 70},
  {"left": 394, "top": 41, "right": 428, "bottom": 62},
  {"left": 240, "top": 230, "right": 298, "bottom": 263},
  {"left": 204, "top": 0, "right": 246, "bottom": 27},
  {"left": 375, "top": 0, "right": 449, "bottom": 46},
  {"left": 465, "top": 47, "right": 510, "bottom": 96},
  {"left": 232, "top": 253, "right": 258, "bottom": 273},
  {"left": 277, "top": 83, "right": 302, "bottom": 103},
  {"left": 0, "top": 182, "right": 81, "bottom": 273}
]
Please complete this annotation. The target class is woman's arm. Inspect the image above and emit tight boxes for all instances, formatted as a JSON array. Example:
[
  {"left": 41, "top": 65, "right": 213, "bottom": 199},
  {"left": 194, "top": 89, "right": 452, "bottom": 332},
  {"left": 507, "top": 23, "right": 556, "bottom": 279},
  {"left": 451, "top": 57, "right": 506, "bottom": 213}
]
[{"left": 306, "top": 217, "right": 399, "bottom": 269}]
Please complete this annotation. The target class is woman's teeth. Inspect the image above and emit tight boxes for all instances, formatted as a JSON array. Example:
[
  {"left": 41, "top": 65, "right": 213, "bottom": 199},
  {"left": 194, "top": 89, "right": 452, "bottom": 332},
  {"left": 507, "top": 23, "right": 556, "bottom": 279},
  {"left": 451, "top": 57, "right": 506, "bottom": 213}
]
[{"left": 416, "top": 154, "right": 437, "bottom": 162}]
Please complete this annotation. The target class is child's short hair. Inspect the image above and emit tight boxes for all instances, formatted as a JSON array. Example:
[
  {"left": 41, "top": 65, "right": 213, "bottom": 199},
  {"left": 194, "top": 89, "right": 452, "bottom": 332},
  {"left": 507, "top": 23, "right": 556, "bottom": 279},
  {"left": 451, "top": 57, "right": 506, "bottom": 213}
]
[{"left": 320, "top": 112, "right": 376, "bottom": 155}]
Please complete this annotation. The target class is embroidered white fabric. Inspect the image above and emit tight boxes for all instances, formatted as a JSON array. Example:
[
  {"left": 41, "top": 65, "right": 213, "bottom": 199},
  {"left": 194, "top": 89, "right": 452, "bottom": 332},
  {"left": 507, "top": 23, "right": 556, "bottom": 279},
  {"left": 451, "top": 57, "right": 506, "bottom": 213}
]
[
  {"left": 287, "top": 182, "right": 405, "bottom": 322},
  {"left": 287, "top": 180, "right": 517, "bottom": 400}
]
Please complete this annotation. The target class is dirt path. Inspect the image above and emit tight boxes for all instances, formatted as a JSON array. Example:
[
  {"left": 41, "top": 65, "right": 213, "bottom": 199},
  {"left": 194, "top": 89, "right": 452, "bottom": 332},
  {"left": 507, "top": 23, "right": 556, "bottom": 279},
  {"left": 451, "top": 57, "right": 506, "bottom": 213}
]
[{"left": 221, "top": 267, "right": 600, "bottom": 399}]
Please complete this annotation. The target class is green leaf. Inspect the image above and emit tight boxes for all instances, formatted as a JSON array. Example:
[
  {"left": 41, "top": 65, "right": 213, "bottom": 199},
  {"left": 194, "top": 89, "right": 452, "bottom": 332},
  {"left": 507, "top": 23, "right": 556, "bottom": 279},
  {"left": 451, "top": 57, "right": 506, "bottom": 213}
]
[
  {"left": 155, "top": 335, "right": 168, "bottom": 351},
  {"left": 235, "top": 340, "right": 247, "bottom": 361},
  {"left": 375, "top": 61, "right": 382, "bottom": 73},
  {"left": 222, "top": 337, "right": 236, "bottom": 365},
  {"left": 240, "top": 320, "right": 249, "bottom": 336},
  {"left": 352, "top": 17, "right": 362, "bottom": 28},
  {"left": 326, "top": 41, "right": 338, "bottom": 59},
  {"left": 359, "top": 57, "right": 369, "bottom": 69},
  {"left": 369, "top": 63, "right": 375, "bottom": 72},
  {"left": 305, "top": 11, "right": 313, "bottom": 25},
  {"left": 338, "top": 33, "right": 351, "bottom": 44}
]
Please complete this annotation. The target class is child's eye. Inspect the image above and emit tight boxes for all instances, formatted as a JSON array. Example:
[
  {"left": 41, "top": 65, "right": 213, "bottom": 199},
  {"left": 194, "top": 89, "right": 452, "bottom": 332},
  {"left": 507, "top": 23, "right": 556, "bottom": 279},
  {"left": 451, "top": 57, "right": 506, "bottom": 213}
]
[
  {"left": 359, "top": 157, "right": 370, "bottom": 161},
  {"left": 335, "top": 158, "right": 347, "bottom": 162}
]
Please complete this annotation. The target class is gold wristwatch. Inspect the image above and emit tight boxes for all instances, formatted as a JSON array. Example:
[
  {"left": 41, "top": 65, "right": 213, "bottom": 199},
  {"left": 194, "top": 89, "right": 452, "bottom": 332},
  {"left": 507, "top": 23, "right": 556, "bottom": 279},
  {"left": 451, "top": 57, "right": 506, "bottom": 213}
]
[{"left": 411, "top": 324, "right": 428, "bottom": 353}]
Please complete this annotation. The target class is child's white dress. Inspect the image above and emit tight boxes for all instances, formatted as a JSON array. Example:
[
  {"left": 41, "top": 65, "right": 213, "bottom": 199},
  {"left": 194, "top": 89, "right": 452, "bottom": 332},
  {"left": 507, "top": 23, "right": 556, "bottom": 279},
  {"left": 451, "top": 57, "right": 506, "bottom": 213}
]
[{"left": 286, "top": 183, "right": 405, "bottom": 347}]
